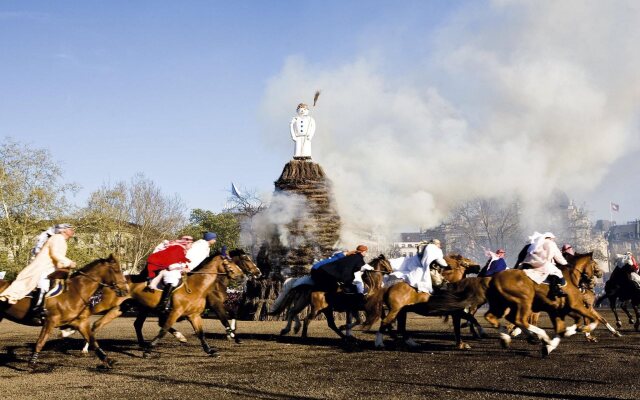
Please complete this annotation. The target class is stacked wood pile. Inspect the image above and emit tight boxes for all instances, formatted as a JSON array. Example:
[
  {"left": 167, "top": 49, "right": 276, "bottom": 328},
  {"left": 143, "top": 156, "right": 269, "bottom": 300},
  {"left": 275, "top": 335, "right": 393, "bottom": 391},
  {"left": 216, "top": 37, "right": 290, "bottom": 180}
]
[
  {"left": 244, "top": 160, "right": 342, "bottom": 320},
  {"left": 270, "top": 160, "right": 341, "bottom": 276}
]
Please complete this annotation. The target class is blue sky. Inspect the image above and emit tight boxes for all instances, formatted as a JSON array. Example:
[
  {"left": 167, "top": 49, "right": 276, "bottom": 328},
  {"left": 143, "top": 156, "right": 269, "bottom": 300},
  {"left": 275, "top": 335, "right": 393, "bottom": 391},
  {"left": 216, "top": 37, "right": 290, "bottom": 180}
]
[
  {"left": 0, "top": 1, "right": 455, "bottom": 209},
  {"left": 1, "top": 1, "right": 639, "bottom": 231}
]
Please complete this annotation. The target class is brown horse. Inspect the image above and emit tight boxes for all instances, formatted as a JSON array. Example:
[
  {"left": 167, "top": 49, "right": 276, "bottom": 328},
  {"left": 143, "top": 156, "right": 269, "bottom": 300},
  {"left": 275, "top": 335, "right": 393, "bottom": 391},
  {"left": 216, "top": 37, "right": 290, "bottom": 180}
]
[
  {"left": 374, "top": 254, "right": 482, "bottom": 350},
  {"left": 0, "top": 255, "right": 128, "bottom": 370},
  {"left": 65, "top": 249, "right": 257, "bottom": 353},
  {"left": 525, "top": 255, "right": 604, "bottom": 342},
  {"left": 270, "top": 255, "right": 393, "bottom": 340},
  {"left": 484, "top": 252, "right": 620, "bottom": 356},
  {"left": 136, "top": 254, "right": 244, "bottom": 357}
]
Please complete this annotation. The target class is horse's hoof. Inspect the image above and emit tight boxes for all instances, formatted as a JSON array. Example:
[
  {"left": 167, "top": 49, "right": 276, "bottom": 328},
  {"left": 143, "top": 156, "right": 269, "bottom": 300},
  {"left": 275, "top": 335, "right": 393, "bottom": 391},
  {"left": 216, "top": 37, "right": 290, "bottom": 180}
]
[
  {"left": 586, "top": 336, "right": 599, "bottom": 343},
  {"left": 616, "top": 321, "right": 623, "bottom": 329},
  {"left": 234, "top": 338, "right": 243, "bottom": 344},
  {"left": 541, "top": 346, "right": 550, "bottom": 357},
  {"left": 614, "top": 331, "right": 623, "bottom": 338},
  {"left": 457, "top": 342, "right": 472, "bottom": 350},
  {"left": 208, "top": 349, "right": 220, "bottom": 358},
  {"left": 526, "top": 336, "right": 541, "bottom": 345},
  {"left": 629, "top": 319, "right": 635, "bottom": 325}
]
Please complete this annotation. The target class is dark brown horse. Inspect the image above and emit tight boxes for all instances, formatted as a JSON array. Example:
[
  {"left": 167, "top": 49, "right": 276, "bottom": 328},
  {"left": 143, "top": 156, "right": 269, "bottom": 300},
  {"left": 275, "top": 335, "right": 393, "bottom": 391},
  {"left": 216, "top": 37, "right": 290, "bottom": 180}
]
[
  {"left": 374, "top": 254, "right": 482, "bottom": 350},
  {"left": 484, "top": 252, "right": 620, "bottom": 356},
  {"left": 595, "top": 253, "right": 640, "bottom": 331},
  {"left": 0, "top": 255, "right": 128, "bottom": 370},
  {"left": 205, "top": 249, "right": 261, "bottom": 343},
  {"left": 270, "top": 255, "right": 393, "bottom": 340}
]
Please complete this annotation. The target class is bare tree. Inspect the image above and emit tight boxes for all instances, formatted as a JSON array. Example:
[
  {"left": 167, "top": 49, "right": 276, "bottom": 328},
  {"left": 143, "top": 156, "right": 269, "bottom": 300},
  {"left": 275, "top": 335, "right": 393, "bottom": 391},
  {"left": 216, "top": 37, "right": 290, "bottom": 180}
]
[
  {"left": 0, "top": 139, "right": 78, "bottom": 274},
  {"left": 78, "top": 174, "right": 186, "bottom": 272},
  {"left": 447, "top": 197, "right": 523, "bottom": 262},
  {"left": 224, "top": 185, "right": 267, "bottom": 257}
]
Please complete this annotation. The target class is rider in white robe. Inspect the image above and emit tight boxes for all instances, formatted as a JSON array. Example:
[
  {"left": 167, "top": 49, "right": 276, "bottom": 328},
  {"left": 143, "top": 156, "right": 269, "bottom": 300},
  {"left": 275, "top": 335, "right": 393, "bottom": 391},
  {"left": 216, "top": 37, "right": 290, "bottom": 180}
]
[
  {"left": 522, "top": 232, "right": 568, "bottom": 284},
  {"left": 401, "top": 239, "right": 447, "bottom": 293}
]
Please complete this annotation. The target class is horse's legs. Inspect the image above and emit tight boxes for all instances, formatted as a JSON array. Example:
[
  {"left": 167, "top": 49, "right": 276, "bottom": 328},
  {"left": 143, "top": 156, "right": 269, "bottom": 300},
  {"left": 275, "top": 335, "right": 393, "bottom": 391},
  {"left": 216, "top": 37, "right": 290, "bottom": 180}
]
[
  {"left": 80, "top": 306, "right": 125, "bottom": 354},
  {"left": 632, "top": 302, "right": 640, "bottom": 331},
  {"left": 462, "top": 310, "right": 486, "bottom": 339},
  {"left": 279, "top": 308, "right": 294, "bottom": 336},
  {"left": 76, "top": 318, "right": 116, "bottom": 368},
  {"left": 302, "top": 301, "right": 321, "bottom": 339},
  {"left": 451, "top": 312, "right": 470, "bottom": 350},
  {"left": 395, "top": 310, "right": 421, "bottom": 348},
  {"left": 282, "top": 293, "right": 306, "bottom": 336},
  {"left": 185, "top": 314, "right": 218, "bottom": 357},
  {"left": 133, "top": 311, "right": 149, "bottom": 348},
  {"left": 144, "top": 311, "right": 180, "bottom": 357},
  {"left": 375, "top": 305, "right": 403, "bottom": 348},
  {"left": 620, "top": 300, "right": 635, "bottom": 325},
  {"left": 29, "top": 321, "right": 55, "bottom": 369},
  {"left": 323, "top": 309, "right": 346, "bottom": 340},
  {"left": 570, "top": 298, "right": 621, "bottom": 337},
  {"left": 484, "top": 304, "right": 511, "bottom": 347},
  {"left": 609, "top": 296, "right": 623, "bottom": 328},
  {"left": 209, "top": 300, "right": 237, "bottom": 342}
]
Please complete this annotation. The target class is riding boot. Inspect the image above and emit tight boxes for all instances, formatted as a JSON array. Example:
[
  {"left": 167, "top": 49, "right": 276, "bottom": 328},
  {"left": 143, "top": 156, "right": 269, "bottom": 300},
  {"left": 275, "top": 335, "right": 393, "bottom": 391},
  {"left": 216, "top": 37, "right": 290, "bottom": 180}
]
[
  {"left": 547, "top": 276, "right": 567, "bottom": 299},
  {"left": 30, "top": 289, "right": 47, "bottom": 323},
  {"left": 157, "top": 284, "right": 176, "bottom": 314}
]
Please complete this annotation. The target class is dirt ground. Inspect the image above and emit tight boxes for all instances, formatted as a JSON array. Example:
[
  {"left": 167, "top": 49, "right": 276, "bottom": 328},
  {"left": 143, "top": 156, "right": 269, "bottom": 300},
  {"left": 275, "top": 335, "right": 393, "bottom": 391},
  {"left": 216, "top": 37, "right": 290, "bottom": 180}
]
[{"left": 0, "top": 310, "right": 639, "bottom": 400}]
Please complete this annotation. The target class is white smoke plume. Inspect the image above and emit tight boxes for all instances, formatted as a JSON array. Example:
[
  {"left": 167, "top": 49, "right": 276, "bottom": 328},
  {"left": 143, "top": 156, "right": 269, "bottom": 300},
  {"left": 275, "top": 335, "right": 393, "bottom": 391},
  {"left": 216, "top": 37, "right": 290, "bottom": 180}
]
[
  {"left": 259, "top": 1, "right": 640, "bottom": 242},
  {"left": 252, "top": 191, "right": 310, "bottom": 248}
]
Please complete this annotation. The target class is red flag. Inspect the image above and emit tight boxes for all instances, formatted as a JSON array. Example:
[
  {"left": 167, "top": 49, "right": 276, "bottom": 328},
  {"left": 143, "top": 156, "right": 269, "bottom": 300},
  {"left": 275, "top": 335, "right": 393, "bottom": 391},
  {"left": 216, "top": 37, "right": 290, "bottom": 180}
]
[{"left": 611, "top": 202, "right": 620, "bottom": 212}]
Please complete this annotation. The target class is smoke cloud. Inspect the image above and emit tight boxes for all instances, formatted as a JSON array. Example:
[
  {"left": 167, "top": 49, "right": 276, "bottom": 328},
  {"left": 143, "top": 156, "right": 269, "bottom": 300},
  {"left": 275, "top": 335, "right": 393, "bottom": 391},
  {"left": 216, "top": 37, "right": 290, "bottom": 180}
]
[{"left": 259, "top": 1, "right": 640, "bottom": 243}]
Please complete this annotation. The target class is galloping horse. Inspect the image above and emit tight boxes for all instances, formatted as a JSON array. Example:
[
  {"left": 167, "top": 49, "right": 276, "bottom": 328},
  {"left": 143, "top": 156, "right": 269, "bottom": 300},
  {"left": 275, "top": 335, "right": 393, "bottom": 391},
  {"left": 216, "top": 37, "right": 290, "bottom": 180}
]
[
  {"left": 517, "top": 256, "right": 605, "bottom": 342},
  {"left": 374, "top": 254, "right": 482, "bottom": 350},
  {"left": 270, "top": 255, "right": 392, "bottom": 339},
  {"left": 205, "top": 248, "right": 261, "bottom": 343},
  {"left": 64, "top": 249, "right": 256, "bottom": 353},
  {"left": 134, "top": 254, "right": 244, "bottom": 357},
  {"left": 595, "top": 253, "right": 640, "bottom": 331},
  {"left": 484, "top": 252, "right": 620, "bottom": 356},
  {"left": 0, "top": 255, "right": 128, "bottom": 370}
]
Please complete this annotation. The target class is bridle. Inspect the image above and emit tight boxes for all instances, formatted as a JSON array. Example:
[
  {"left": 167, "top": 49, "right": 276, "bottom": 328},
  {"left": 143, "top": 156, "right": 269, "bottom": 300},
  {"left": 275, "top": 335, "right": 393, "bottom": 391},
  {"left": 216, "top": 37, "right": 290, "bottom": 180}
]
[{"left": 76, "top": 260, "right": 128, "bottom": 297}]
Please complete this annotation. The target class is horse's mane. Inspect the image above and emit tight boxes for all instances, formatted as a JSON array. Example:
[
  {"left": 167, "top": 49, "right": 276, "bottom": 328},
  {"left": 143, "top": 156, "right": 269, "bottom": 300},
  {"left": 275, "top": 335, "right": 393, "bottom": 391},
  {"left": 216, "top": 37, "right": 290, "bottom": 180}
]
[
  {"left": 190, "top": 254, "right": 218, "bottom": 273},
  {"left": 228, "top": 248, "right": 246, "bottom": 258},
  {"left": 70, "top": 256, "right": 114, "bottom": 277}
]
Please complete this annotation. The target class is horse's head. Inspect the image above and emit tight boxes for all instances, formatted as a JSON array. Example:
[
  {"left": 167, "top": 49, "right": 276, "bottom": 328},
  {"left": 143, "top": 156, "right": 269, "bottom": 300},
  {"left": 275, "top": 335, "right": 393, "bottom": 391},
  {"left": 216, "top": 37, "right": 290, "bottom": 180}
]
[
  {"left": 362, "top": 254, "right": 392, "bottom": 291},
  {"left": 228, "top": 249, "right": 262, "bottom": 279},
  {"left": 369, "top": 254, "right": 393, "bottom": 274},
  {"left": 78, "top": 254, "right": 129, "bottom": 297},
  {"left": 219, "top": 254, "right": 244, "bottom": 281},
  {"left": 445, "top": 254, "right": 481, "bottom": 274},
  {"left": 570, "top": 252, "right": 599, "bottom": 289}
]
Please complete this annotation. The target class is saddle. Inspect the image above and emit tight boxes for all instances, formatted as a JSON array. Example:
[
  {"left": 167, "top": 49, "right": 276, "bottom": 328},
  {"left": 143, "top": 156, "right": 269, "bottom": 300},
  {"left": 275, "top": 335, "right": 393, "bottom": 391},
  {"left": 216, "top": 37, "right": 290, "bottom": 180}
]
[{"left": 47, "top": 268, "right": 71, "bottom": 280}]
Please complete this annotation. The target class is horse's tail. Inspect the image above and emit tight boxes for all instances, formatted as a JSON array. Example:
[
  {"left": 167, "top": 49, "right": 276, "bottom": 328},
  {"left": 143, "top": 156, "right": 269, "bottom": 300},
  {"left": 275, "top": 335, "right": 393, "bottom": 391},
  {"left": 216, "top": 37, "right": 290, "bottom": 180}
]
[
  {"left": 410, "top": 288, "right": 474, "bottom": 316},
  {"left": 268, "top": 278, "right": 298, "bottom": 315}
]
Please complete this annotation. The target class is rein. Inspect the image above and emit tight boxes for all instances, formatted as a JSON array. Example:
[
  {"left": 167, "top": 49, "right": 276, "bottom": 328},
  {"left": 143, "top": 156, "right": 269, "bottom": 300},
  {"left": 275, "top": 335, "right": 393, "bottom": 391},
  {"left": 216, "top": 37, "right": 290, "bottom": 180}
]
[{"left": 183, "top": 258, "right": 232, "bottom": 294}]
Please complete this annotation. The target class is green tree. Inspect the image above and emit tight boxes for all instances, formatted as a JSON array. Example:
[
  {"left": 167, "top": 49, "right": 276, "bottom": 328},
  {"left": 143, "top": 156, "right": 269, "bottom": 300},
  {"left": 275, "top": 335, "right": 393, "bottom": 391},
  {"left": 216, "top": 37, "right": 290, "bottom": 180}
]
[
  {"left": 180, "top": 209, "right": 241, "bottom": 252},
  {"left": 0, "top": 139, "right": 78, "bottom": 275}
]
